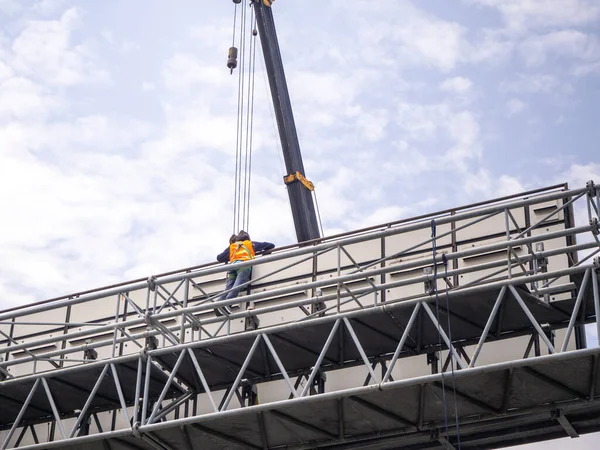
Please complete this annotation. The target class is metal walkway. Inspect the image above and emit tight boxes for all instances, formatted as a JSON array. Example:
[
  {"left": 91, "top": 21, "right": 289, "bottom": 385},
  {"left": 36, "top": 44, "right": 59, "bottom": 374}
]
[
  {"left": 1, "top": 182, "right": 600, "bottom": 450},
  {"left": 16, "top": 347, "right": 599, "bottom": 450}
]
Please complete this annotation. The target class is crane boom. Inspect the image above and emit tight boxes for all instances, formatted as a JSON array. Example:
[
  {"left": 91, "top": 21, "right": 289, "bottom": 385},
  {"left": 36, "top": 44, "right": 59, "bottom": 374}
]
[{"left": 252, "top": 0, "right": 321, "bottom": 243}]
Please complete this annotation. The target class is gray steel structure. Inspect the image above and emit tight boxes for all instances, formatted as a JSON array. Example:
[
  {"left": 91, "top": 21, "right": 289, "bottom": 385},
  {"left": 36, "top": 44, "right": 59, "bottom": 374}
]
[{"left": 1, "top": 182, "right": 600, "bottom": 450}]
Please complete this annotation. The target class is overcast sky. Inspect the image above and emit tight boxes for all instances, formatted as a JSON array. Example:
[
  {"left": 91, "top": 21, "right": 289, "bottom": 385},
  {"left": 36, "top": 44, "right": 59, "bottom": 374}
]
[{"left": 0, "top": 0, "right": 599, "bottom": 447}]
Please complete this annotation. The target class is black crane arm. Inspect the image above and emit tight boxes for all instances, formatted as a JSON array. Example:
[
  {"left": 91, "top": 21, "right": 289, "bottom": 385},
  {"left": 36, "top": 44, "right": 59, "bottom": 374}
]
[{"left": 252, "top": 0, "right": 321, "bottom": 243}]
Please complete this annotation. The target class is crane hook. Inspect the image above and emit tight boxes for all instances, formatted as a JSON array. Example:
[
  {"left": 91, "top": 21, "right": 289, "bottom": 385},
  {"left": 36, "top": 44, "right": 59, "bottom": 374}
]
[{"left": 227, "top": 46, "right": 238, "bottom": 74}]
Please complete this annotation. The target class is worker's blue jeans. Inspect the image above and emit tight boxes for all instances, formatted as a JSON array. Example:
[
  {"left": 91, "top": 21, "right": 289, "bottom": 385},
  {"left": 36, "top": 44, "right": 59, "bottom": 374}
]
[{"left": 219, "top": 266, "right": 252, "bottom": 301}]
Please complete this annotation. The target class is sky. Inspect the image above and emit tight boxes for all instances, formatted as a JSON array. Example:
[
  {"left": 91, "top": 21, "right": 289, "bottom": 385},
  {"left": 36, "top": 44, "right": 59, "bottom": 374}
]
[{"left": 0, "top": 0, "right": 599, "bottom": 448}]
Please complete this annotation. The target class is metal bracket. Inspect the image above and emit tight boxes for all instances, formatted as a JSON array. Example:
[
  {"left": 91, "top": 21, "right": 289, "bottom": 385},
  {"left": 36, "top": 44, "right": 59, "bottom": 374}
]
[
  {"left": 310, "top": 369, "right": 327, "bottom": 395},
  {"left": 240, "top": 379, "right": 259, "bottom": 406},
  {"left": 534, "top": 242, "right": 549, "bottom": 271},
  {"left": 283, "top": 171, "right": 314, "bottom": 191},
  {"left": 147, "top": 276, "right": 156, "bottom": 292},
  {"left": 245, "top": 315, "right": 260, "bottom": 331},
  {"left": 83, "top": 347, "right": 98, "bottom": 361},
  {"left": 590, "top": 218, "right": 599, "bottom": 236},
  {"left": 423, "top": 267, "right": 434, "bottom": 293},
  {"left": 145, "top": 335, "right": 159, "bottom": 350},
  {"left": 593, "top": 257, "right": 600, "bottom": 271},
  {"left": 586, "top": 180, "right": 596, "bottom": 196},
  {"left": 427, "top": 351, "right": 440, "bottom": 374},
  {"left": 132, "top": 421, "right": 141, "bottom": 438},
  {"left": 541, "top": 324, "right": 555, "bottom": 347},
  {"left": 312, "top": 289, "right": 326, "bottom": 316},
  {"left": 552, "top": 408, "right": 580, "bottom": 438}
]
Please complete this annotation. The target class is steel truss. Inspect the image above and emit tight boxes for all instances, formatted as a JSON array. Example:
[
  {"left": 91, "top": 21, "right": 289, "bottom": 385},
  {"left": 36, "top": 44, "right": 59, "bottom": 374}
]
[{"left": 1, "top": 182, "right": 600, "bottom": 449}]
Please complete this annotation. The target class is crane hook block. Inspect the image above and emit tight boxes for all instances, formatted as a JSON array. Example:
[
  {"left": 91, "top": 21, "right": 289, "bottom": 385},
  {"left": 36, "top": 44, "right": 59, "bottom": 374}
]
[{"left": 227, "top": 46, "right": 238, "bottom": 74}]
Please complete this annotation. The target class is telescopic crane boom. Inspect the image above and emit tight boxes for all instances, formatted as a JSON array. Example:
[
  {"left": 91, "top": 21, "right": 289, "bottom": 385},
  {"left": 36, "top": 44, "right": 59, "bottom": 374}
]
[{"left": 250, "top": 0, "right": 321, "bottom": 243}]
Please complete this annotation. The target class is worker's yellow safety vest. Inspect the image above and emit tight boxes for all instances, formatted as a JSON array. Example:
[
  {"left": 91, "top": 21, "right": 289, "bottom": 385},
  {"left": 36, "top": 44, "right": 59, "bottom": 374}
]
[{"left": 229, "top": 240, "right": 255, "bottom": 262}]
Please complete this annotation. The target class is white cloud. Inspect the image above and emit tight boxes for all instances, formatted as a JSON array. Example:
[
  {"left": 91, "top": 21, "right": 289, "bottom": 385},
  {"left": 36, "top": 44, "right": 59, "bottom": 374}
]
[
  {"left": 396, "top": 102, "right": 481, "bottom": 168},
  {"left": 501, "top": 74, "right": 561, "bottom": 93},
  {"left": 464, "top": 169, "right": 526, "bottom": 199},
  {"left": 469, "top": 0, "right": 600, "bottom": 32},
  {"left": 0, "top": 61, "right": 12, "bottom": 81},
  {"left": 467, "top": 30, "right": 516, "bottom": 64},
  {"left": 0, "top": 0, "right": 21, "bottom": 15},
  {"left": 519, "top": 30, "right": 600, "bottom": 66},
  {"left": 466, "top": 1, "right": 600, "bottom": 74},
  {"left": 0, "top": 77, "right": 62, "bottom": 121},
  {"left": 101, "top": 28, "right": 140, "bottom": 53},
  {"left": 289, "top": 71, "right": 359, "bottom": 108},
  {"left": 142, "top": 81, "right": 156, "bottom": 91},
  {"left": 355, "top": 107, "right": 388, "bottom": 142},
  {"left": 140, "top": 104, "right": 235, "bottom": 160},
  {"left": 355, "top": 206, "right": 409, "bottom": 229},
  {"left": 573, "top": 61, "right": 600, "bottom": 76},
  {"left": 561, "top": 163, "right": 600, "bottom": 187},
  {"left": 334, "top": 0, "right": 468, "bottom": 71},
  {"left": 506, "top": 98, "right": 527, "bottom": 116},
  {"left": 32, "top": 0, "right": 66, "bottom": 15},
  {"left": 439, "top": 76, "right": 472, "bottom": 93},
  {"left": 9, "top": 8, "right": 109, "bottom": 85},
  {"left": 162, "top": 53, "right": 229, "bottom": 92}
]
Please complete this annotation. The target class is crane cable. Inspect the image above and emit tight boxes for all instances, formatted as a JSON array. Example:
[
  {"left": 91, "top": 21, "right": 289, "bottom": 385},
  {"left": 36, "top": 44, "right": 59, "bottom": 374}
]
[
  {"left": 231, "top": 0, "right": 258, "bottom": 234},
  {"left": 242, "top": 9, "right": 258, "bottom": 232},
  {"left": 232, "top": 0, "right": 246, "bottom": 233},
  {"left": 229, "top": 0, "right": 324, "bottom": 237},
  {"left": 431, "top": 220, "right": 462, "bottom": 448}
]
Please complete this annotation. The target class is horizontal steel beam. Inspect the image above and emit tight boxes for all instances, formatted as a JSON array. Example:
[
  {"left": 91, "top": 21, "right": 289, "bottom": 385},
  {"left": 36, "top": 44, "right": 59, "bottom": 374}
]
[
  {"left": 0, "top": 186, "right": 587, "bottom": 322},
  {"left": 0, "top": 262, "right": 592, "bottom": 377},
  {"left": 8, "top": 346, "right": 600, "bottom": 450},
  {"left": 2, "top": 237, "right": 594, "bottom": 365}
]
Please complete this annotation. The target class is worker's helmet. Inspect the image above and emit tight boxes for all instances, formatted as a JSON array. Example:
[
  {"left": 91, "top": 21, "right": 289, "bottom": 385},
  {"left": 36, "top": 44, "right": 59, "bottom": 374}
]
[{"left": 237, "top": 230, "right": 250, "bottom": 241}]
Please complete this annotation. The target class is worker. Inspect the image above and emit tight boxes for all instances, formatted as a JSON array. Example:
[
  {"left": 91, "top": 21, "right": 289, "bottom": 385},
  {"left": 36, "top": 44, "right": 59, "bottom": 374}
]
[{"left": 215, "top": 230, "right": 275, "bottom": 315}]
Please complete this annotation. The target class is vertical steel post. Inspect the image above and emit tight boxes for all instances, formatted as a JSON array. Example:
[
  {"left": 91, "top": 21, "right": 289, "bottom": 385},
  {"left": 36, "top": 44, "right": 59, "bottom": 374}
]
[
  {"left": 112, "top": 295, "right": 121, "bottom": 358},
  {"left": 337, "top": 245, "right": 342, "bottom": 313},
  {"left": 133, "top": 356, "right": 143, "bottom": 424},
  {"left": 592, "top": 266, "right": 600, "bottom": 346},
  {"left": 141, "top": 355, "right": 153, "bottom": 425},
  {"left": 505, "top": 208, "right": 512, "bottom": 279},
  {"left": 181, "top": 279, "right": 190, "bottom": 344},
  {"left": 561, "top": 269, "right": 590, "bottom": 352}
]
